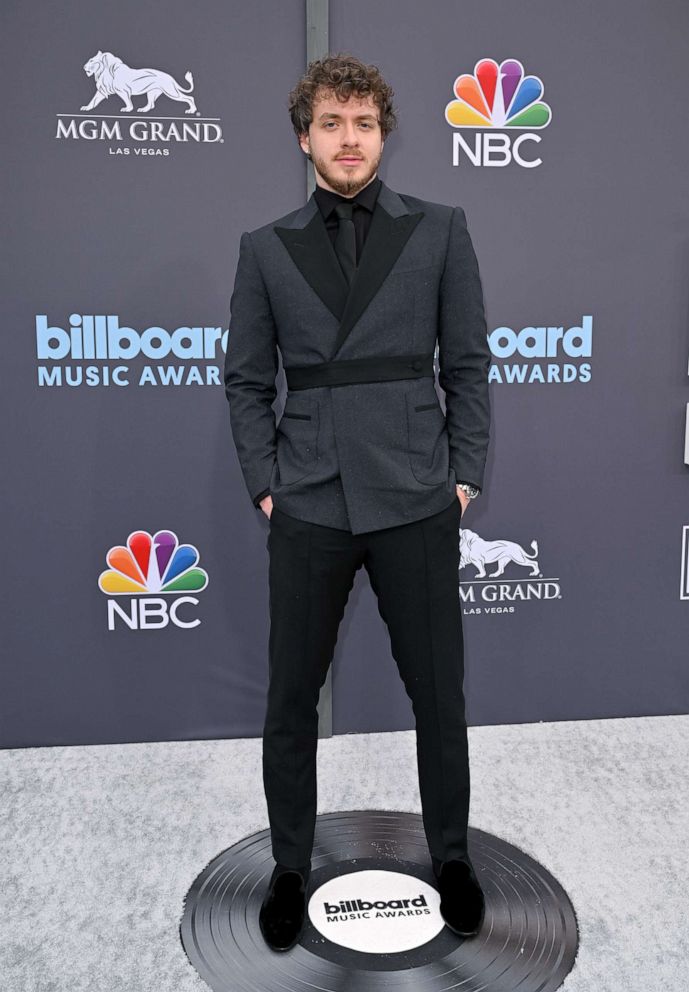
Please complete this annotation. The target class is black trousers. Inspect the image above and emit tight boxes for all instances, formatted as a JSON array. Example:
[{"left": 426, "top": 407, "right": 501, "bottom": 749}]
[{"left": 263, "top": 496, "right": 470, "bottom": 870}]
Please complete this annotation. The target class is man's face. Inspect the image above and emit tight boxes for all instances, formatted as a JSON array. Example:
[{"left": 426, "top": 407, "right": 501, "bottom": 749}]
[{"left": 298, "top": 90, "right": 385, "bottom": 196}]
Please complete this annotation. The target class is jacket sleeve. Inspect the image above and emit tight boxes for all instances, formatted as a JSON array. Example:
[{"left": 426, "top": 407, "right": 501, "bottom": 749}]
[
  {"left": 223, "top": 231, "right": 279, "bottom": 508},
  {"left": 437, "top": 206, "right": 491, "bottom": 491}
]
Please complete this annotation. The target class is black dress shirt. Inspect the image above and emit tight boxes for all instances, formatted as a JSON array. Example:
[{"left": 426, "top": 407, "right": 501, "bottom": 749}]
[
  {"left": 252, "top": 173, "right": 478, "bottom": 506},
  {"left": 313, "top": 173, "right": 382, "bottom": 263}
]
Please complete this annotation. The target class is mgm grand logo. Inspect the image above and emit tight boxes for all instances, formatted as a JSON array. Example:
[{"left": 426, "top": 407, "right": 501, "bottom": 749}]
[
  {"left": 459, "top": 528, "right": 562, "bottom": 613},
  {"left": 55, "top": 51, "right": 223, "bottom": 149}
]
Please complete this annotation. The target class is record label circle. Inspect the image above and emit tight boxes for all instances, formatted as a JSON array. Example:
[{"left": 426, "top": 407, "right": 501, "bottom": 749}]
[{"left": 308, "top": 868, "right": 443, "bottom": 952}]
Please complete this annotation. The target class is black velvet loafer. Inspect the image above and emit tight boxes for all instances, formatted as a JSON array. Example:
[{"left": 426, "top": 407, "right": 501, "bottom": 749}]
[
  {"left": 433, "top": 857, "right": 485, "bottom": 937},
  {"left": 258, "top": 864, "right": 311, "bottom": 952}
]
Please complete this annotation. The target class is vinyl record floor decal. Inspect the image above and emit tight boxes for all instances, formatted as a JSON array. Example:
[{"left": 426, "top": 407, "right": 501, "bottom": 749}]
[{"left": 179, "top": 810, "right": 579, "bottom": 991}]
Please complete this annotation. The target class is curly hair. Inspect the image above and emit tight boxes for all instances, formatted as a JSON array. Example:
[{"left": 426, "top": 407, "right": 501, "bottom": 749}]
[{"left": 288, "top": 52, "right": 398, "bottom": 141}]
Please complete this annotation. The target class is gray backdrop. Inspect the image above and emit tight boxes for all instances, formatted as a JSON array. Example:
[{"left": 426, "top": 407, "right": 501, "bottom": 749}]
[{"left": 2, "top": 0, "right": 688, "bottom": 748}]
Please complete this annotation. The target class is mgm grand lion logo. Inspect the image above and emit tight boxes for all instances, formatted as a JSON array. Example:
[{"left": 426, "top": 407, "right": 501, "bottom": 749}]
[
  {"left": 458, "top": 529, "right": 561, "bottom": 609},
  {"left": 460, "top": 529, "right": 541, "bottom": 578},
  {"left": 80, "top": 50, "right": 198, "bottom": 114}
]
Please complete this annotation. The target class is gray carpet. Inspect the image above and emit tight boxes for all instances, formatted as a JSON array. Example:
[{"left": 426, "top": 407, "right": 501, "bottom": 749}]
[{"left": 1, "top": 714, "right": 687, "bottom": 991}]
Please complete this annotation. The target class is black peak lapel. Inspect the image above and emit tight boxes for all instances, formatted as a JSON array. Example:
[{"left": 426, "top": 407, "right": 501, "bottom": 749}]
[
  {"left": 274, "top": 199, "right": 350, "bottom": 321},
  {"left": 331, "top": 189, "right": 424, "bottom": 358},
  {"left": 273, "top": 181, "right": 424, "bottom": 360}
]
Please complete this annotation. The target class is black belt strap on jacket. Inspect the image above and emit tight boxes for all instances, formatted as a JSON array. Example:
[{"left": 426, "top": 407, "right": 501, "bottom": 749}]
[{"left": 284, "top": 352, "right": 435, "bottom": 391}]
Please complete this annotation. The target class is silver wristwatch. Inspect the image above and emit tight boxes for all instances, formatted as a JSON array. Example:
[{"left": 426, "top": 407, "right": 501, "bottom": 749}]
[{"left": 456, "top": 482, "right": 480, "bottom": 499}]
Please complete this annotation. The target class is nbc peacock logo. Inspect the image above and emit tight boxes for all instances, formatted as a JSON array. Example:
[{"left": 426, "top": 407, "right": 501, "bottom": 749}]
[
  {"left": 98, "top": 529, "right": 209, "bottom": 631},
  {"left": 445, "top": 58, "right": 552, "bottom": 169}
]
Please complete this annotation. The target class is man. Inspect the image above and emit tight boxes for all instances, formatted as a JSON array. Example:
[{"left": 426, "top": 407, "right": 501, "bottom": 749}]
[{"left": 224, "top": 52, "right": 491, "bottom": 952}]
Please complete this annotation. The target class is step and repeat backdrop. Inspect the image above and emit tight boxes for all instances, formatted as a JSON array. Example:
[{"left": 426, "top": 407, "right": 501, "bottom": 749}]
[{"left": 2, "top": 0, "right": 688, "bottom": 747}]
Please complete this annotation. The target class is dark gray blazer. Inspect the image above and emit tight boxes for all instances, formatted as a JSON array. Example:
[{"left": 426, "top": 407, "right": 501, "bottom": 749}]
[{"left": 224, "top": 179, "right": 491, "bottom": 535}]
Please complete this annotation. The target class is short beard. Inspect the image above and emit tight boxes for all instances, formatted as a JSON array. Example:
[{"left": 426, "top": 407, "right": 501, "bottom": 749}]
[{"left": 310, "top": 150, "right": 382, "bottom": 196}]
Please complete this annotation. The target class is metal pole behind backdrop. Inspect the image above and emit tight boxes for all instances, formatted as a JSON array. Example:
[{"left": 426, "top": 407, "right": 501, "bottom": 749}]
[{"left": 305, "top": 0, "right": 333, "bottom": 739}]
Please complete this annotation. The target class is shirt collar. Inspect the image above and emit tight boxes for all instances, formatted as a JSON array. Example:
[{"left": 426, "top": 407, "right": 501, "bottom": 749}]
[{"left": 313, "top": 174, "right": 382, "bottom": 220}]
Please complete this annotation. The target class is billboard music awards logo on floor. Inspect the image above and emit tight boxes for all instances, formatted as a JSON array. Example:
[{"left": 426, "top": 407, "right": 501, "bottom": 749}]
[
  {"left": 445, "top": 57, "right": 551, "bottom": 168},
  {"left": 308, "top": 870, "right": 444, "bottom": 954},
  {"left": 459, "top": 527, "right": 562, "bottom": 615},
  {"left": 98, "top": 530, "right": 209, "bottom": 630},
  {"left": 55, "top": 50, "right": 223, "bottom": 154}
]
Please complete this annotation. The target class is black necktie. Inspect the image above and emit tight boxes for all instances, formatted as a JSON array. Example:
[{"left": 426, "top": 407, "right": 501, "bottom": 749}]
[{"left": 334, "top": 201, "right": 357, "bottom": 285}]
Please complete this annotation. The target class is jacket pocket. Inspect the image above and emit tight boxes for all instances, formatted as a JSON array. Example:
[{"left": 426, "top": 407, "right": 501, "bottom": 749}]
[
  {"left": 275, "top": 395, "right": 319, "bottom": 485},
  {"left": 406, "top": 392, "right": 449, "bottom": 486}
]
